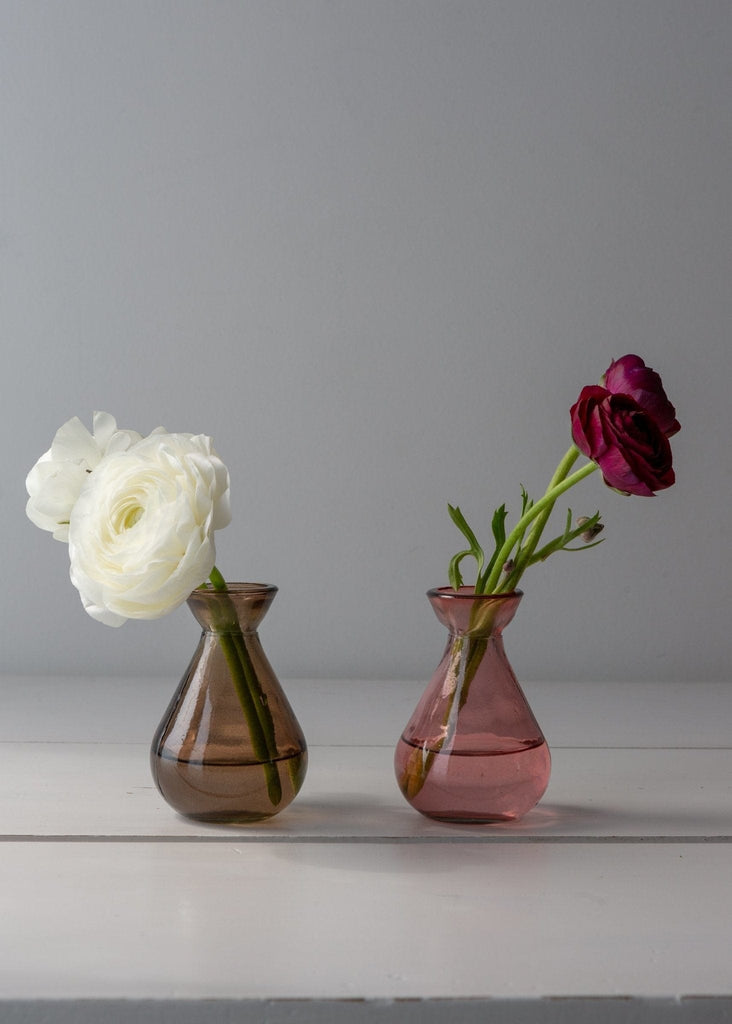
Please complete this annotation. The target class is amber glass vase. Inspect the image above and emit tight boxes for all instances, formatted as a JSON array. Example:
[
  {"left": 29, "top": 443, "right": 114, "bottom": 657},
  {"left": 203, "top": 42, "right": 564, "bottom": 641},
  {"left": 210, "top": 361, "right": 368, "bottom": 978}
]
[
  {"left": 395, "top": 588, "right": 550, "bottom": 823},
  {"left": 151, "top": 584, "right": 307, "bottom": 823}
]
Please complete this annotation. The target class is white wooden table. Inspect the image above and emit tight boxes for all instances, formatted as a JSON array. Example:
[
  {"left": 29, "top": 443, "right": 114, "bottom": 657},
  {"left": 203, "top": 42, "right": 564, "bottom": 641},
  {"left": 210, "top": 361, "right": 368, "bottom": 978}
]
[{"left": 1, "top": 676, "right": 731, "bottom": 1023}]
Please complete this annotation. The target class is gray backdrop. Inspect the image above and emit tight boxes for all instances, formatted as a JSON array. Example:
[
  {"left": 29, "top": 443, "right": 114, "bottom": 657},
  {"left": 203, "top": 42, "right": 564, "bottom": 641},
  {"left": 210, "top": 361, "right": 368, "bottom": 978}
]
[{"left": 2, "top": 1, "right": 730, "bottom": 683}]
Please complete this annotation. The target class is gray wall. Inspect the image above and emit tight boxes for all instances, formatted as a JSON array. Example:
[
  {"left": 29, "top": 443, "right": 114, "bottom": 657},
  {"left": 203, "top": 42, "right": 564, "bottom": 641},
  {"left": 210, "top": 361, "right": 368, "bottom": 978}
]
[{"left": 2, "top": 1, "right": 730, "bottom": 683}]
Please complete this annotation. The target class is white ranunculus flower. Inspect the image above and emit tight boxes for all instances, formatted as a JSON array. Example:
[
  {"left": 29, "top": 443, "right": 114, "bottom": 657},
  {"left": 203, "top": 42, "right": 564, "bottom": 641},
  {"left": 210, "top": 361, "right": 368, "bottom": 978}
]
[
  {"left": 26, "top": 412, "right": 145, "bottom": 541},
  {"left": 68, "top": 432, "right": 231, "bottom": 627}
]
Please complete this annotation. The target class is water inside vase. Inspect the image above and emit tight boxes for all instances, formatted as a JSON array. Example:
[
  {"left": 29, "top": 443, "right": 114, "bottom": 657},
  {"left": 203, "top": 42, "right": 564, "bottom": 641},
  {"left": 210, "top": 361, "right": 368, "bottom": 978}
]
[
  {"left": 394, "top": 735, "right": 550, "bottom": 823},
  {"left": 152, "top": 748, "right": 308, "bottom": 824}
]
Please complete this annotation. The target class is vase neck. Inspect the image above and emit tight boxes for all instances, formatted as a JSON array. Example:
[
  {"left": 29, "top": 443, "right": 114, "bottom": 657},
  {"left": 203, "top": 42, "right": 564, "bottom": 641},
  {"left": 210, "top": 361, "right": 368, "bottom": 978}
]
[
  {"left": 427, "top": 587, "right": 522, "bottom": 637},
  {"left": 187, "top": 583, "right": 277, "bottom": 632}
]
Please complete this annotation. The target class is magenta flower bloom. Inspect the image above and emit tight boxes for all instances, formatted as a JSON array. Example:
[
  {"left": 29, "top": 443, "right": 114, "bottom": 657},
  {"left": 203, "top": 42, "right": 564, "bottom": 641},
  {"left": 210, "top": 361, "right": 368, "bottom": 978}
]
[
  {"left": 570, "top": 385, "right": 675, "bottom": 496},
  {"left": 602, "top": 354, "right": 680, "bottom": 438}
]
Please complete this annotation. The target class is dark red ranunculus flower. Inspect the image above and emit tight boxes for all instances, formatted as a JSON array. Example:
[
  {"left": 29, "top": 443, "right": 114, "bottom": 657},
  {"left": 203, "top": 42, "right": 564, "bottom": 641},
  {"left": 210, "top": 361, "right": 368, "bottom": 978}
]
[
  {"left": 602, "top": 354, "right": 680, "bottom": 438},
  {"left": 570, "top": 385, "right": 675, "bottom": 496}
]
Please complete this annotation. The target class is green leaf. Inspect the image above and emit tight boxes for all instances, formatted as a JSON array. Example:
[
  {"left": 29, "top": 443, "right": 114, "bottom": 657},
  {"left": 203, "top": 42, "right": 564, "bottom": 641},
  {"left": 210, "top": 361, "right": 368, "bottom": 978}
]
[
  {"left": 448, "top": 550, "right": 470, "bottom": 590},
  {"left": 491, "top": 503, "right": 507, "bottom": 552},
  {"left": 448, "top": 504, "right": 486, "bottom": 589},
  {"left": 564, "top": 507, "right": 573, "bottom": 535},
  {"left": 481, "top": 503, "right": 508, "bottom": 582},
  {"left": 448, "top": 506, "right": 484, "bottom": 567}
]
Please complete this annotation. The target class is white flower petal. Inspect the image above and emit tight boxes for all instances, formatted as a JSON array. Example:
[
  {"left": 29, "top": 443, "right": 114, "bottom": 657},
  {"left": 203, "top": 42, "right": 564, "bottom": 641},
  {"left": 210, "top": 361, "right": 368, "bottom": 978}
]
[
  {"left": 68, "top": 431, "right": 230, "bottom": 626},
  {"left": 26, "top": 413, "right": 145, "bottom": 542},
  {"left": 91, "top": 412, "right": 120, "bottom": 452},
  {"left": 50, "top": 416, "right": 99, "bottom": 468}
]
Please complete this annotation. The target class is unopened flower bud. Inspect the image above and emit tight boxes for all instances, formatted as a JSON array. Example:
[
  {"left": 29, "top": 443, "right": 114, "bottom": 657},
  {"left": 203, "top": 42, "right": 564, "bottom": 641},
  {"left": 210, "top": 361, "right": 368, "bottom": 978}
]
[
  {"left": 502, "top": 559, "right": 515, "bottom": 575},
  {"left": 577, "top": 516, "right": 604, "bottom": 543}
]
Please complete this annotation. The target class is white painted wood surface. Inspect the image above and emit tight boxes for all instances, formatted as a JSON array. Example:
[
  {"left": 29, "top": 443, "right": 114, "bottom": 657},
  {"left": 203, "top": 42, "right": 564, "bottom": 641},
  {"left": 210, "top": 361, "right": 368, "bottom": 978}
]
[{"left": 1, "top": 677, "right": 731, "bottom": 1023}]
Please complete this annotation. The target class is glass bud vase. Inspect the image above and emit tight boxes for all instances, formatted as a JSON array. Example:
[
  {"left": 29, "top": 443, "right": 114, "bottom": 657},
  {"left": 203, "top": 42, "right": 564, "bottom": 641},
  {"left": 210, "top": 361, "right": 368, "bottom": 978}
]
[
  {"left": 395, "top": 588, "right": 550, "bottom": 823},
  {"left": 151, "top": 583, "right": 307, "bottom": 823}
]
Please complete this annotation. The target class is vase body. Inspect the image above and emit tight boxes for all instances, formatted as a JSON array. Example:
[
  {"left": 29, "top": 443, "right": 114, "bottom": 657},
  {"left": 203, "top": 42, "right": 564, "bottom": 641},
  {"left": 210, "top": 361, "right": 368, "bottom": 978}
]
[
  {"left": 151, "top": 584, "right": 307, "bottom": 823},
  {"left": 395, "top": 588, "right": 550, "bottom": 823}
]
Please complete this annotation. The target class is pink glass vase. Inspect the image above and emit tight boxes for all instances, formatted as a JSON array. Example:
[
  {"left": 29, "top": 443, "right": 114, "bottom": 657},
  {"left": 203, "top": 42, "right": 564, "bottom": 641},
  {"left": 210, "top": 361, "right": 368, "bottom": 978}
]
[
  {"left": 395, "top": 588, "right": 550, "bottom": 823},
  {"left": 151, "top": 584, "right": 307, "bottom": 823}
]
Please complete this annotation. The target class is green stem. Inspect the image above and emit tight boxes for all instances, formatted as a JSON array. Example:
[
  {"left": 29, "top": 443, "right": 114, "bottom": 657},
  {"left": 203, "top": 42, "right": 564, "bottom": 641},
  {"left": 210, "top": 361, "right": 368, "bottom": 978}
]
[
  {"left": 217, "top": 631, "right": 282, "bottom": 805},
  {"left": 479, "top": 455, "right": 598, "bottom": 595},
  {"left": 501, "top": 445, "right": 580, "bottom": 591},
  {"left": 520, "top": 446, "right": 580, "bottom": 560},
  {"left": 400, "top": 631, "right": 492, "bottom": 799},
  {"left": 229, "top": 628, "right": 295, "bottom": 791},
  {"left": 206, "top": 567, "right": 283, "bottom": 806},
  {"left": 401, "top": 635, "right": 464, "bottom": 798}
]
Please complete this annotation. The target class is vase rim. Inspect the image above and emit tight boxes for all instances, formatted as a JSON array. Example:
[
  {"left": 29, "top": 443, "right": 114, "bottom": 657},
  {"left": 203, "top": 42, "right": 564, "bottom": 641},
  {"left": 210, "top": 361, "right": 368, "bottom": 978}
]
[
  {"left": 427, "top": 586, "right": 523, "bottom": 601},
  {"left": 193, "top": 582, "right": 278, "bottom": 596}
]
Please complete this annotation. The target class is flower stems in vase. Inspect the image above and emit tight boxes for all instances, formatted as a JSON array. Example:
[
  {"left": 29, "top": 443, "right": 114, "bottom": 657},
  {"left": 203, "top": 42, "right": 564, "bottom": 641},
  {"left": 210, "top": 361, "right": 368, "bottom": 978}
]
[{"left": 208, "top": 568, "right": 283, "bottom": 806}]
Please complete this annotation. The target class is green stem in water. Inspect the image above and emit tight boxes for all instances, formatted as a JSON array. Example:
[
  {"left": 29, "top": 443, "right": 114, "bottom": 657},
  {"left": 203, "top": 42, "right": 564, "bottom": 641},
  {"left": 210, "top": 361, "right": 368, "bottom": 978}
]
[
  {"left": 206, "top": 566, "right": 283, "bottom": 806},
  {"left": 402, "top": 633, "right": 489, "bottom": 799},
  {"left": 229, "top": 627, "right": 301, "bottom": 793},
  {"left": 217, "top": 631, "right": 282, "bottom": 805}
]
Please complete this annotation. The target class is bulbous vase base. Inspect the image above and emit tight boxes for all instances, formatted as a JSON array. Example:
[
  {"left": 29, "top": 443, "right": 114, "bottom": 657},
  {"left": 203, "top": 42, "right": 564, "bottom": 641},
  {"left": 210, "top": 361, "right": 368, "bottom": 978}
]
[{"left": 395, "top": 736, "right": 550, "bottom": 823}]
